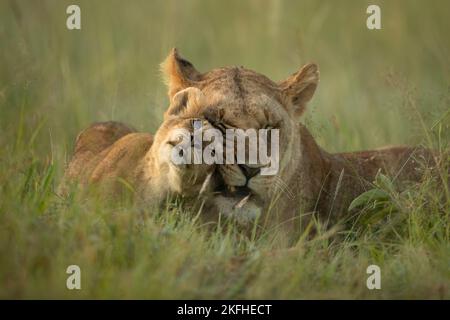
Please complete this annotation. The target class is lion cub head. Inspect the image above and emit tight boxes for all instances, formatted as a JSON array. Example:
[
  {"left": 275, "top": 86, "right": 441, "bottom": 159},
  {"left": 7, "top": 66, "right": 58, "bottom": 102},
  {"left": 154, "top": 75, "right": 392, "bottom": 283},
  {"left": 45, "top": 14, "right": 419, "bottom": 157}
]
[{"left": 147, "top": 87, "right": 218, "bottom": 199}]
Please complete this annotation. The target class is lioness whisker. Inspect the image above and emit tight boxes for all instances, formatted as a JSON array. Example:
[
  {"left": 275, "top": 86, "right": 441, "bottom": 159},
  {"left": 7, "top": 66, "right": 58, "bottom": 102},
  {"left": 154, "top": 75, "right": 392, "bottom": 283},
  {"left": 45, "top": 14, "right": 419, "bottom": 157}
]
[{"left": 199, "top": 171, "right": 213, "bottom": 196}]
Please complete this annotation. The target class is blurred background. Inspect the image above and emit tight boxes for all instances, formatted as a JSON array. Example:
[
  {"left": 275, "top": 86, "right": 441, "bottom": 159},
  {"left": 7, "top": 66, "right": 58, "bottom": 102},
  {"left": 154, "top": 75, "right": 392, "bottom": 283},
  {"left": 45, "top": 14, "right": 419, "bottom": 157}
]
[
  {"left": 0, "top": 0, "right": 449, "bottom": 300},
  {"left": 0, "top": 0, "right": 449, "bottom": 175}
]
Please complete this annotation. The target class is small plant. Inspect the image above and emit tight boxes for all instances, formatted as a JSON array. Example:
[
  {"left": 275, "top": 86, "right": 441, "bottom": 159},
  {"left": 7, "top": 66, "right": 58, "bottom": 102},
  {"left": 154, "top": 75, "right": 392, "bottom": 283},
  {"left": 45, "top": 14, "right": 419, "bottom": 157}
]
[{"left": 349, "top": 171, "right": 399, "bottom": 228}]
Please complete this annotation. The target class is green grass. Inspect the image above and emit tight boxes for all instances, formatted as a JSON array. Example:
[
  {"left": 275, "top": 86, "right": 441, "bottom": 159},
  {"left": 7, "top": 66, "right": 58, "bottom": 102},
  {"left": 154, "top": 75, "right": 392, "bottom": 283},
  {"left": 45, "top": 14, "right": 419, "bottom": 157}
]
[{"left": 0, "top": 0, "right": 449, "bottom": 299}]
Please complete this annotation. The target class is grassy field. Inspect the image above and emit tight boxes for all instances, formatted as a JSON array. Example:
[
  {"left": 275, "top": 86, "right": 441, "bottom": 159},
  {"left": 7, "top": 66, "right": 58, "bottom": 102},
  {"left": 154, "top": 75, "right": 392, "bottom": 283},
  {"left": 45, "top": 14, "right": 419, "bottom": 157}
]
[{"left": 0, "top": 0, "right": 449, "bottom": 299}]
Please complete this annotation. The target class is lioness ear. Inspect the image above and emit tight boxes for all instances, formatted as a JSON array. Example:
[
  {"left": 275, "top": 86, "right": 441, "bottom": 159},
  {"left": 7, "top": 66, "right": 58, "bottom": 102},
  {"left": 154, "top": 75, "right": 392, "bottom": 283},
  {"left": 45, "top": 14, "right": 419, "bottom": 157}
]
[
  {"left": 164, "top": 87, "right": 205, "bottom": 119},
  {"left": 161, "top": 48, "right": 202, "bottom": 99},
  {"left": 279, "top": 63, "right": 319, "bottom": 117}
]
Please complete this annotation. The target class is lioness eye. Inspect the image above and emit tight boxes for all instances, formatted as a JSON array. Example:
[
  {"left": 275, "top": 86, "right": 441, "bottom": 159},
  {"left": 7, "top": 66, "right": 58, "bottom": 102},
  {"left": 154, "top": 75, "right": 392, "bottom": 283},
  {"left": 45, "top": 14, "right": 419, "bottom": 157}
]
[
  {"left": 215, "top": 123, "right": 227, "bottom": 133},
  {"left": 264, "top": 120, "right": 281, "bottom": 130}
]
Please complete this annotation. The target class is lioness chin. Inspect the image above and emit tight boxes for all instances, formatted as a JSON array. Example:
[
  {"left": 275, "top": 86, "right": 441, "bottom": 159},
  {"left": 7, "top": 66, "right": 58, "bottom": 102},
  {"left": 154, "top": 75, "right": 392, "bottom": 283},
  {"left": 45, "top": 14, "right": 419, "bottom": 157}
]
[{"left": 61, "top": 48, "right": 440, "bottom": 239}]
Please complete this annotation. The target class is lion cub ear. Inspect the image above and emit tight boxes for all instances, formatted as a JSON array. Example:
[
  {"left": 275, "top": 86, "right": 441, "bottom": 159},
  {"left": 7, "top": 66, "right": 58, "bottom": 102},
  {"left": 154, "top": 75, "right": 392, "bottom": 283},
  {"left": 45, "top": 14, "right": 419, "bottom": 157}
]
[
  {"left": 161, "top": 48, "right": 202, "bottom": 99},
  {"left": 279, "top": 63, "right": 319, "bottom": 117},
  {"left": 164, "top": 87, "right": 205, "bottom": 119}
]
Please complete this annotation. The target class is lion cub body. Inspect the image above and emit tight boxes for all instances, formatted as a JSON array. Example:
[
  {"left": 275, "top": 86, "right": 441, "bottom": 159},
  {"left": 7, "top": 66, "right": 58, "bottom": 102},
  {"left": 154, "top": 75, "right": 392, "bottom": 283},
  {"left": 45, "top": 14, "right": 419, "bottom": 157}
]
[{"left": 61, "top": 122, "right": 153, "bottom": 197}]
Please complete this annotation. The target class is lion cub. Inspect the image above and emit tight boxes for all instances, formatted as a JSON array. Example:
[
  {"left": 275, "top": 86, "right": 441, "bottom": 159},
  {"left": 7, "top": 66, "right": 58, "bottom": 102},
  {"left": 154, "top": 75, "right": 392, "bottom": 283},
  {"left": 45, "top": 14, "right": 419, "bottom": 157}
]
[{"left": 60, "top": 87, "right": 218, "bottom": 205}]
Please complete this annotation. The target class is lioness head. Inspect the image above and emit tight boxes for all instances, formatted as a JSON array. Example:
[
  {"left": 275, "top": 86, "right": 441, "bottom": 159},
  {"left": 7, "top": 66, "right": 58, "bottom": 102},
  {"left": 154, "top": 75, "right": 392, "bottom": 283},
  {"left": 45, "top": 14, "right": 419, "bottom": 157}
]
[{"left": 155, "top": 48, "right": 319, "bottom": 225}]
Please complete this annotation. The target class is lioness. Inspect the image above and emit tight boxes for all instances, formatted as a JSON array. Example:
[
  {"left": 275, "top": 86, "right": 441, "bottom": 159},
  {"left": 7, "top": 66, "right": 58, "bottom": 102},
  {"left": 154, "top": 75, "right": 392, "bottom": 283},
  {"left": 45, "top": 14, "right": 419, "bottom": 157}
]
[{"left": 61, "top": 49, "right": 438, "bottom": 236}]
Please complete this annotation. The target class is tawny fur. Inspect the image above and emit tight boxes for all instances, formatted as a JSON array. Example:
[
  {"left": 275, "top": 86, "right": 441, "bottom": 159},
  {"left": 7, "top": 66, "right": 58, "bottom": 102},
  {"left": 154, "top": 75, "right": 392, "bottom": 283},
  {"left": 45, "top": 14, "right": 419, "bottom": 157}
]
[{"left": 61, "top": 49, "right": 439, "bottom": 237}]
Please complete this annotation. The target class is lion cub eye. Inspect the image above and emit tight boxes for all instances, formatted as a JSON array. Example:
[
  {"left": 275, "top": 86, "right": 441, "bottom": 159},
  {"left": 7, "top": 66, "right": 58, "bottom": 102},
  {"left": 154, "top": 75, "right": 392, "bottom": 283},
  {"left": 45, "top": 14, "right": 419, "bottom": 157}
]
[
  {"left": 167, "top": 140, "right": 177, "bottom": 147},
  {"left": 167, "top": 134, "right": 185, "bottom": 146},
  {"left": 191, "top": 119, "right": 203, "bottom": 130}
]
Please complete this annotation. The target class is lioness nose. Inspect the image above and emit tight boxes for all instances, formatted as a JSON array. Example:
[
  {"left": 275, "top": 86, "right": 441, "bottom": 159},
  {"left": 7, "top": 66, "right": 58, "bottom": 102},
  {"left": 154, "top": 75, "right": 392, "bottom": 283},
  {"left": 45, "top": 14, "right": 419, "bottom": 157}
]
[{"left": 239, "top": 164, "right": 260, "bottom": 179}]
